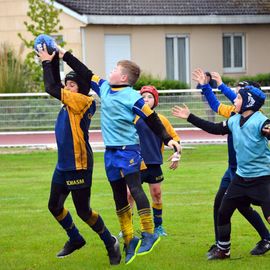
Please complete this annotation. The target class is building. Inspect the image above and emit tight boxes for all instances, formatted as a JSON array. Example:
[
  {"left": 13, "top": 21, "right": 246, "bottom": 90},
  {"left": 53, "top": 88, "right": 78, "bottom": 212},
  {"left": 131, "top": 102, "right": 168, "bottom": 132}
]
[{"left": 1, "top": 0, "right": 270, "bottom": 86}]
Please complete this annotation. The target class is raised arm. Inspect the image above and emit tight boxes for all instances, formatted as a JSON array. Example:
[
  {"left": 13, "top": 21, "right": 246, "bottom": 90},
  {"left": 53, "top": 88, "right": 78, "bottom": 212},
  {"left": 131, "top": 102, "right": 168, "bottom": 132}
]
[
  {"left": 37, "top": 45, "right": 63, "bottom": 100},
  {"left": 211, "top": 72, "right": 237, "bottom": 103},
  {"left": 192, "top": 69, "right": 236, "bottom": 118},
  {"left": 201, "top": 85, "right": 235, "bottom": 119},
  {"left": 62, "top": 51, "right": 93, "bottom": 83},
  {"left": 171, "top": 104, "right": 229, "bottom": 135},
  {"left": 57, "top": 47, "right": 101, "bottom": 96}
]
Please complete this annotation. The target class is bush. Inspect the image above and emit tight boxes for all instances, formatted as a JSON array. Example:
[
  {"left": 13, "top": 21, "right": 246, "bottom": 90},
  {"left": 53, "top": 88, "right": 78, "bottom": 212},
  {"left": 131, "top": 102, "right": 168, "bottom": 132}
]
[
  {"left": 222, "top": 73, "right": 270, "bottom": 87},
  {"left": 134, "top": 73, "right": 189, "bottom": 90},
  {"left": 0, "top": 43, "right": 31, "bottom": 93},
  {"left": 238, "top": 73, "right": 270, "bottom": 87},
  {"left": 221, "top": 76, "right": 237, "bottom": 87}
]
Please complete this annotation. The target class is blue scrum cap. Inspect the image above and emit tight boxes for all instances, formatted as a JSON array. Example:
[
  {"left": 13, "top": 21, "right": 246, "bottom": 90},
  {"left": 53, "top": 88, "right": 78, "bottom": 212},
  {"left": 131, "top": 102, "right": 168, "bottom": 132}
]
[{"left": 238, "top": 85, "right": 266, "bottom": 113}]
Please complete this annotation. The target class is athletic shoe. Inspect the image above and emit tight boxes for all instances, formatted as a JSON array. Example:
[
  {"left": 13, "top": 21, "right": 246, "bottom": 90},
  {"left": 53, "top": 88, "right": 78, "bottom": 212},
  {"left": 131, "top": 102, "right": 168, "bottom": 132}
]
[
  {"left": 56, "top": 237, "right": 86, "bottom": 258},
  {"left": 124, "top": 236, "right": 141, "bottom": 265},
  {"left": 137, "top": 232, "right": 160, "bottom": 255},
  {"left": 250, "top": 239, "right": 270, "bottom": 255},
  {"left": 154, "top": 225, "right": 167, "bottom": 236},
  {"left": 207, "top": 247, "right": 230, "bottom": 260},
  {"left": 206, "top": 244, "right": 218, "bottom": 256},
  {"left": 106, "top": 235, "right": 121, "bottom": 265}
]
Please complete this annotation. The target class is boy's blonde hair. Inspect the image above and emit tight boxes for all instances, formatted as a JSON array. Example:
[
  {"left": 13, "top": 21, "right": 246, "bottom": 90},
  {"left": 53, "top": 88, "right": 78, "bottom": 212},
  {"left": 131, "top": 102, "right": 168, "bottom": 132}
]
[{"left": 117, "top": 60, "right": 140, "bottom": 86}]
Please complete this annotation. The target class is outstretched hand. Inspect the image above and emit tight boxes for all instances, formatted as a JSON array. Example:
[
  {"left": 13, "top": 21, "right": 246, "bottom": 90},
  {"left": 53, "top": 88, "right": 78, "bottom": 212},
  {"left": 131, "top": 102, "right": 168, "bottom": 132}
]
[
  {"left": 57, "top": 45, "right": 67, "bottom": 59},
  {"left": 192, "top": 68, "right": 206, "bottom": 85},
  {"left": 171, "top": 104, "right": 190, "bottom": 119},
  {"left": 36, "top": 44, "right": 55, "bottom": 62},
  {"left": 210, "top": 72, "right": 222, "bottom": 87}
]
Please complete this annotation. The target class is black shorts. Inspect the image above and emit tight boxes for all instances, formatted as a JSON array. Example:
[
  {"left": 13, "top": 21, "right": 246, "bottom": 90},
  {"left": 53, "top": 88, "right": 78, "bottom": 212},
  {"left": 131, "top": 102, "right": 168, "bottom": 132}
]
[
  {"left": 52, "top": 168, "right": 93, "bottom": 190},
  {"left": 225, "top": 174, "right": 270, "bottom": 205},
  {"left": 141, "top": 164, "right": 164, "bottom": 184}
]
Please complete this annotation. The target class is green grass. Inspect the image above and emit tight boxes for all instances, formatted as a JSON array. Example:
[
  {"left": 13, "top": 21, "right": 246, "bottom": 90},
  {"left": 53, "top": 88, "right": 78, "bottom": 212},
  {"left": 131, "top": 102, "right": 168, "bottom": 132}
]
[{"left": 1, "top": 145, "right": 270, "bottom": 270}]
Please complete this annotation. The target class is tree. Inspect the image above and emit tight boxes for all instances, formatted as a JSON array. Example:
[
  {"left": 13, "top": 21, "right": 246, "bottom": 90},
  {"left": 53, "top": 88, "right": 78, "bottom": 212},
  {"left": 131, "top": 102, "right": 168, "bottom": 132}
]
[{"left": 18, "top": 0, "right": 64, "bottom": 91}]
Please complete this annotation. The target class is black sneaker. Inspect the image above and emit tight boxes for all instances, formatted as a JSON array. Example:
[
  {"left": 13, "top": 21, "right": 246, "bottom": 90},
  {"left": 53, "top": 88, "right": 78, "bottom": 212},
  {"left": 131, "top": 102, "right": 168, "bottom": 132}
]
[
  {"left": 207, "top": 247, "right": 230, "bottom": 260},
  {"left": 106, "top": 235, "right": 121, "bottom": 265},
  {"left": 250, "top": 239, "right": 270, "bottom": 255},
  {"left": 57, "top": 238, "right": 86, "bottom": 258},
  {"left": 206, "top": 244, "right": 218, "bottom": 256}
]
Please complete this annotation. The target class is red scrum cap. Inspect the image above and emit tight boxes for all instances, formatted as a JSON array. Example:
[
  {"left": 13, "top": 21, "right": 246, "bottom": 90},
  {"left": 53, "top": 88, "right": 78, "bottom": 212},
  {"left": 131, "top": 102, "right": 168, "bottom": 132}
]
[{"left": 140, "top": 85, "right": 159, "bottom": 108}]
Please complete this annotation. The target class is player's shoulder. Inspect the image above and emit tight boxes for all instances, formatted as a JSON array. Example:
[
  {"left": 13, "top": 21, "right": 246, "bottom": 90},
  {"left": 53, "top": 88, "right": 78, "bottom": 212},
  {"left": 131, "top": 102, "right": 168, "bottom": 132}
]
[{"left": 157, "top": 113, "right": 169, "bottom": 123}]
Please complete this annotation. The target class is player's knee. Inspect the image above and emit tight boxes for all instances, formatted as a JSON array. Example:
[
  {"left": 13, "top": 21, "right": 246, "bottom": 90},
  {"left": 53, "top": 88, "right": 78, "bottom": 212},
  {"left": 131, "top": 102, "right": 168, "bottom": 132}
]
[
  {"left": 151, "top": 187, "right": 161, "bottom": 201},
  {"left": 127, "top": 192, "right": 134, "bottom": 205},
  {"left": 129, "top": 185, "right": 143, "bottom": 198},
  {"left": 48, "top": 202, "right": 62, "bottom": 217},
  {"left": 77, "top": 208, "right": 92, "bottom": 222},
  {"left": 152, "top": 191, "right": 161, "bottom": 202}
]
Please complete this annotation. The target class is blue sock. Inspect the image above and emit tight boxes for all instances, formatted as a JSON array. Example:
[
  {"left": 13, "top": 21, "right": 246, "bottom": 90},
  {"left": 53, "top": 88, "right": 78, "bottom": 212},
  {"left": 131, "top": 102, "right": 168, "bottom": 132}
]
[
  {"left": 90, "top": 215, "right": 114, "bottom": 248},
  {"left": 59, "top": 211, "right": 81, "bottom": 242},
  {"left": 153, "top": 206, "right": 162, "bottom": 228}
]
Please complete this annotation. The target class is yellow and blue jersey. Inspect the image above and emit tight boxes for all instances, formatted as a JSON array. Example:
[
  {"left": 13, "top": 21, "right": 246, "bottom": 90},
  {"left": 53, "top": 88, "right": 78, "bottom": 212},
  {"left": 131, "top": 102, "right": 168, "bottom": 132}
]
[
  {"left": 217, "top": 104, "right": 235, "bottom": 119},
  {"left": 91, "top": 75, "right": 154, "bottom": 146},
  {"left": 55, "top": 89, "right": 96, "bottom": 171},
  {"left": 135, "top": 113, "right": 180, "bottom": 164}
]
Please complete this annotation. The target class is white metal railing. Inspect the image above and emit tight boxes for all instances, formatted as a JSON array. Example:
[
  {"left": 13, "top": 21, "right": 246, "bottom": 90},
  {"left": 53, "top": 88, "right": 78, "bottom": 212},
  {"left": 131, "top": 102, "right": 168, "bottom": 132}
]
[{"left": 1, "top": 88, "right": 270, "bottom": 132}]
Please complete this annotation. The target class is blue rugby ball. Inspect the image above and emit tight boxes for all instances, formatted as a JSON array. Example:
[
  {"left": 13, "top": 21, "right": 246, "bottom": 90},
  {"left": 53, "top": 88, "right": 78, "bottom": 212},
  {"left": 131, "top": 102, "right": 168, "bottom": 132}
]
[{"left": 34, "top": 34, "right": 57, "bottom": 55}]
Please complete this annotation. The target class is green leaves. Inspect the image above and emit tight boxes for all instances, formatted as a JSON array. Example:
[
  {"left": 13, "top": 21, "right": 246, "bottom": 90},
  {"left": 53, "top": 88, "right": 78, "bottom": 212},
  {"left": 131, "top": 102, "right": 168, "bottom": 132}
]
[
  {"left": 17, "top": 0, "right": 65, "bottom": 92},
  {"left": 0, "top": 43, "right": 31, "bottom": 93}
]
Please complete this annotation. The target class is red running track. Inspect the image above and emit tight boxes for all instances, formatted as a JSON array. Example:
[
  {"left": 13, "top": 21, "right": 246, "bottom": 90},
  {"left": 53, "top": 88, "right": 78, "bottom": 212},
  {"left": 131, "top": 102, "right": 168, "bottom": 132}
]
[{"left": 0, "top": 129, "right": 226, "bottom": 148}]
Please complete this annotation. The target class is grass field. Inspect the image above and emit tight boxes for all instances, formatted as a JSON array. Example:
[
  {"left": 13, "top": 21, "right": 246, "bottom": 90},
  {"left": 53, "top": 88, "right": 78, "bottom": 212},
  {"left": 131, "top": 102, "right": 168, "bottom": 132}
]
[{"left": 1, "top": 145, "right": 270, "bottom": 270}]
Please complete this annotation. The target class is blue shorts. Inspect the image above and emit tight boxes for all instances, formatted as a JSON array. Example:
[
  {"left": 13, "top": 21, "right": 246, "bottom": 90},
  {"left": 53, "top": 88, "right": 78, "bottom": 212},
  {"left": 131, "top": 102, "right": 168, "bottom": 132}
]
[
  {"left": 104, "top": 145, "right": 142, "bottom": 182},
  {"left": 52, "top": 168, "right": 93, "bottom": 190},
  {"left": 220, "top": 166, "right": 236, "bottom": 189},
  {"left": 141, "top": 164, "right": 164, "bottom": 184}
]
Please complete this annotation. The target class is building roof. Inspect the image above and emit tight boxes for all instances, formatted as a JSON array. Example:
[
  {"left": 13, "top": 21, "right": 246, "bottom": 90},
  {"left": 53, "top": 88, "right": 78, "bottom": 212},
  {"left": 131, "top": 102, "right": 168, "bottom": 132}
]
[{"left": 56, "top": 0, "right": 270, "bottom": 16}]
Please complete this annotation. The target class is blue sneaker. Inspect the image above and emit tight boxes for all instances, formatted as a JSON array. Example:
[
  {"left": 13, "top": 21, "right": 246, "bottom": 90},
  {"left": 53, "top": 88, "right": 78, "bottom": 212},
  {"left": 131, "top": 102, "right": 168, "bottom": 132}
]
[
  {"left": 154, "top": 225, "right": 167, "bottom": 236},
  {"left": 124, "top": 236, "right": 141, "bottom": 265},
  {"left": 137, "top": 232, "right": 160, "bottom": 256}
]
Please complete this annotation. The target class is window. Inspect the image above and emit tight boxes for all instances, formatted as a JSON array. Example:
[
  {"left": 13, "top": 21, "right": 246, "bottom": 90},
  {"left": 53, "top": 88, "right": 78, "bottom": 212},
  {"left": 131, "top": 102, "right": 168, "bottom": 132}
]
[
  {"left": 166, "top": 35, "right": 189, "bottom": 83},
  {"left": 223, "top": 33, "right": 245, "bottom": 72},
  {"left": 104, "top": 35, "right": 131, "bottom": 79}
]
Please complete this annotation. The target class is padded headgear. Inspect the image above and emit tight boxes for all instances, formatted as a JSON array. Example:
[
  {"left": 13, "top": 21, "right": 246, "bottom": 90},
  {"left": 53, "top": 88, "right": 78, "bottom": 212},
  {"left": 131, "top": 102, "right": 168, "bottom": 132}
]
[
  {"left": 65, "top": 71, "right": 90, "bottom": 96},
  {"left": 237, "top": 80, "right": 261, "bottom": 89},
  {"left": 140, "top": 85, "right": 159, "bottom": 108},
  {"left": 238, "top": 86, "right": 266, "bottom": 113}
]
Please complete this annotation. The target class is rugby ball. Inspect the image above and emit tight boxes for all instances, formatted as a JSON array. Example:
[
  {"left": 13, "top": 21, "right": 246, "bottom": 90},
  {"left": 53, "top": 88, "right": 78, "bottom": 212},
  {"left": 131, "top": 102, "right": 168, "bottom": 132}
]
[{"left": 34, "top": 34, "right": 57, "bottom": 55}]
